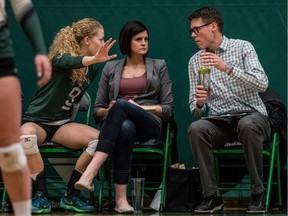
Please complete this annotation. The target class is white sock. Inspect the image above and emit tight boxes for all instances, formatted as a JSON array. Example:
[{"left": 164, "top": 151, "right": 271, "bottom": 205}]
[
  {"left": 13, "top": 199, "right": 31, "bottom": 216},
  {"left": 31, "top": 172, "right": 39, "bottom": 180},
  {"left": 75, "top": 168, "right": 83, "bottom": 174}
]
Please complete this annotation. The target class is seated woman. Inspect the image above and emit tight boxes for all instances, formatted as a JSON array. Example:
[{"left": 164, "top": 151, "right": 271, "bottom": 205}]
[
  {"left": 20, "top": 18, "right": 116, "bottom": 214},
  {"left": 75, "top": 20, "right": 174, "bottom": 214}
]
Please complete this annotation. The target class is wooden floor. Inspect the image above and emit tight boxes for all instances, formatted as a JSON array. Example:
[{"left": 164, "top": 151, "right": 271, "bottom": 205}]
[
  {"left": 3, "top": 209, "right": 287, "bottom": 215},
  {"left": 1, "top": 198, "right": 286, "bottom": 215},
  {"left": 25, "top": 211, "right": 288, "bottom": 216}
]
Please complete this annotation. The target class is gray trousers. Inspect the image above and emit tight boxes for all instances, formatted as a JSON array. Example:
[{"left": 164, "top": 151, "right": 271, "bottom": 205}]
[{"left": 187, "top": 112, "right": 271, "bottom": 197}]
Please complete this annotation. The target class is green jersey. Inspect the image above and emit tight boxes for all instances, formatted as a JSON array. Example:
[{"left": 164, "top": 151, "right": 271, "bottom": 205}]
[{"left": 23, "top": 53, "right": 98, "bottom": 123}]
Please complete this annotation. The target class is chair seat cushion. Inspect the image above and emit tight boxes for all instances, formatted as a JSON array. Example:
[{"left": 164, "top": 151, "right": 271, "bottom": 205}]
[
  {"left": 223, "top": 141, "right": 242, "bottom": 149},
  {"left": 219, "top": 140, "right": 271, "bottom": 151},
  {"left": 134, "top": 139, "right": 164, "bottom": 149},
  {"left": 40, "top": 142, "right": 65, "bottom": 148}
]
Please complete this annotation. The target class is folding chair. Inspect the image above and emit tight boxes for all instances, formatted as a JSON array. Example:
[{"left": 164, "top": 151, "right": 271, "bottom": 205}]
[
  {"left": 98, "top": 120, "right": 173, "bottom": 212},
  {"left": 213, "top": 132, "right": 282, "bottom": 212}
]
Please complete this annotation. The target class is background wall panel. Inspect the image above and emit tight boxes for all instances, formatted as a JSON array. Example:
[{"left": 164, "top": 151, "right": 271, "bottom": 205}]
[{"left": 6, "top": 0, "right": 287, "bottom": 167}]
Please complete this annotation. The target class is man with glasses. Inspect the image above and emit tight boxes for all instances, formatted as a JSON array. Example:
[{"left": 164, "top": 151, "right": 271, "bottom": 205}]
[{"left": 187, "top": 6, "right": 271, "bottom": 214}]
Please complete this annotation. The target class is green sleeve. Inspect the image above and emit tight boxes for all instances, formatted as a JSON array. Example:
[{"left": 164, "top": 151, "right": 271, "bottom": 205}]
[
  {"left": 52, "top": 54, "right": 84, "bottom": 69},
  {"left": 10, "top": 0, "right": 47, "bottom": 54},
  {"left": 20, "top": 8, "right": 47, "bottom": 54}
]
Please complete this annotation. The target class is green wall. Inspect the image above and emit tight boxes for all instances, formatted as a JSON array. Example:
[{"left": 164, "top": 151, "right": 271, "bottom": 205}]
[{"left": 7, "top": 0, "right": 287, "bottom": 167}]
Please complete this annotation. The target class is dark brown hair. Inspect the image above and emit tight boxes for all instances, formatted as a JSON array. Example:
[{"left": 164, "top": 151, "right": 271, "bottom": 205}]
[
  {"left": 118, "top": 20, "right": 149, "bottom": 56},
  {"left": 188, "top": 7, "right": 224, "bottom": 33}
]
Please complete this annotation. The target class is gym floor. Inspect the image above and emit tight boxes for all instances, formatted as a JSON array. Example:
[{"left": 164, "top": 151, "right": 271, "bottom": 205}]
[{"left": 2, "top": 197, "right": 286, "bottom": 215}]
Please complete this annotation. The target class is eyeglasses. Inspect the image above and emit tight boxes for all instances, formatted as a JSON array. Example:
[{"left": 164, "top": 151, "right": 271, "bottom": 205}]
[{"left": 189, "top": 22, "right": 212, "bottom": 35}]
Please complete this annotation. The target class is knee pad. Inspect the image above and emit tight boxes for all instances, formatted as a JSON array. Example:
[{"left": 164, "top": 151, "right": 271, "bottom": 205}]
[
  {"left": 85, "top": 140, "right": 98, "bottom": 157},
  {"left": 20, "top": 134, "right": 39, "bottom": 155},
  {"left": 0, "top": 143, "right": 27, "bottom": 172}
]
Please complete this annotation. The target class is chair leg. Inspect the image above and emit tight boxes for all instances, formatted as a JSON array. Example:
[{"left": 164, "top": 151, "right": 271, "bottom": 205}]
[
  {"left": 2, "top": 187, "right": 6, "bottom": 201},
  {"left": 1, "top": 187, "right": 7, "bottom": 211},
  {"left": 159, "top": 152, "right": 168, "bottom": 211},
  {"left": 159, "top": 123, "right": 171, "bottom": 211},
  {"left": 107, "top": 166, "right": 113, "bottom": 210},
  {"left": 159, "top": 169, "right": 166, "bottom": 212},
  {"left": 265, "top": 133, "right": 278, "bottom": 212},
  {"left": 98, "top": 166, "right": 105, "bottom": 211},
  {"left": 276, "top": 142, "right": 282, "bottom": 208},
  {"left": 98, "top": 159, "right": 114, "bottom": 211}
]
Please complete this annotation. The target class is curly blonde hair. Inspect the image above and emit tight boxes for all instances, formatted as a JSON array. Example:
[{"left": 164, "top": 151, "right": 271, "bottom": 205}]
[{"left": 48, "top": 18, "right": 103, "bottom": 85}]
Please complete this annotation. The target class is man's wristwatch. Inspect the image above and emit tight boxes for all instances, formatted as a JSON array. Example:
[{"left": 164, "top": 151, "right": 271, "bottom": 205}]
[{"left": 225, "top": 65, "right": 233, "bottom": 75}]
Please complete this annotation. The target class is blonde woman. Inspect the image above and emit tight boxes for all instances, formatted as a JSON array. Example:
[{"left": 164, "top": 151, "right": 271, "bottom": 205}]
[{"left": 20, "top": 18, "right": 116, "bottom": 214}]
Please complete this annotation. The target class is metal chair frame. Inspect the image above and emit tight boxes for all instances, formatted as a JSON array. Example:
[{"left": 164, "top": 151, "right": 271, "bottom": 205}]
[{"left": 213, "top": 132, "right": 282, "bottom": 212}]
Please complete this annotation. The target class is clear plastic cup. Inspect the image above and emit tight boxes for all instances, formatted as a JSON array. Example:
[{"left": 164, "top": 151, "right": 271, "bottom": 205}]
[
  {"left": 198, "top": 67, "right": 211, "bottom": 91},
  {"left": 131, "top": 178, "right": 145, "bottom": 214}
]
